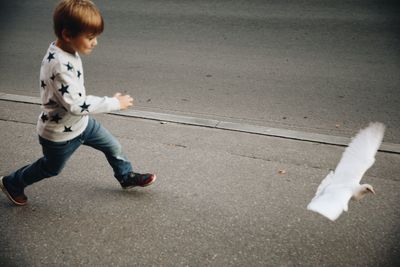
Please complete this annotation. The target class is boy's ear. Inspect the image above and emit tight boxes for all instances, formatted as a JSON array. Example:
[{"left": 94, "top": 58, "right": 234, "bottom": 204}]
[{"left": 61, "top": 29, "right": 73, "bottom": 42}]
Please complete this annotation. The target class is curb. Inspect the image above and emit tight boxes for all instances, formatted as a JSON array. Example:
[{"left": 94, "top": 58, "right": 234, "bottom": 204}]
[{"left": 1, "top": 93, "right": 399, "bottom": 154}]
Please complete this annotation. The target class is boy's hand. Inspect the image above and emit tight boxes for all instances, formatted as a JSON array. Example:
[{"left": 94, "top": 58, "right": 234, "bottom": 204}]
[{"left": 114, "top": 93, "right": 133, "bottom": 110}]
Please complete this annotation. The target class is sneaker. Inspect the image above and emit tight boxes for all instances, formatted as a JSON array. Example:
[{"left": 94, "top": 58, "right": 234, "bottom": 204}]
[
  {"left": 120, "top": 172, "right": 157, "bottom": 189},
  {"left": 0, "top": 176, "right": 28, "bottom": 206}
]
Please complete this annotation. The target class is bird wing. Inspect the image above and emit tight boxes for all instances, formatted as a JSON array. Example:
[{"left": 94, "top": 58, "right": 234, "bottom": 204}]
[
  {"left": 314, "top": 170, "right": 334, "bottom": 197},
  {"left": 333, "top": 122, "right": 385, "bottom": 185},
  {"left": 307, "top": 184, "right": 353, "bottom": 221}
]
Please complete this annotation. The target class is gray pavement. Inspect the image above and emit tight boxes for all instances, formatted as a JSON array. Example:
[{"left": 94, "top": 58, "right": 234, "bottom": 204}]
[
  {"left": 1, "top": 0, "right": 400, "bottom": 142},
  {"left": 1, "top": 100, "right": 399, "bottom": 266},
  {"left": 1, "top": 1, "right": 400, "bottom": 265}
]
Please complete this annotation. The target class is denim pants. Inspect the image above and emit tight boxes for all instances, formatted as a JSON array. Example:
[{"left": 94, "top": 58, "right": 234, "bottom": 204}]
[{"left": 6, "top": 117, "right": 133, "bottom": 191}]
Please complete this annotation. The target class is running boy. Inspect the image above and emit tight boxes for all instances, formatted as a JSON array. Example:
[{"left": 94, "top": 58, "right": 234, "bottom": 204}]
[{"left": 0, "top": 0, "right": 156, "bottom": 206}]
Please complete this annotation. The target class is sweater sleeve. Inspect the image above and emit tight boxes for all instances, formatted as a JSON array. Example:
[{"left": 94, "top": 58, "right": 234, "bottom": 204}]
[{"left": 52, "top": 68, "right": 121, "bottom": 116}]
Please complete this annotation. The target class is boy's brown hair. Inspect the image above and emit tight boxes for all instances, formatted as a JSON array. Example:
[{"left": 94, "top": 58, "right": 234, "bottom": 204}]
[{"left": 53, "top": 0, "right": 104, "bottom": 39}]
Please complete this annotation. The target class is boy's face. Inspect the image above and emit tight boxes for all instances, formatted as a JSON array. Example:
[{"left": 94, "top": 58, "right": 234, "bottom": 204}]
[{"left": 69, "top": 33, "right": 98, "bottom": 55}]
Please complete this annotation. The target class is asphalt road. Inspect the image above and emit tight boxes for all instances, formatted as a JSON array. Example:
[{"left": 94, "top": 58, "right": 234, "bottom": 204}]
[
  {"left": 0, "top": 101, "right": 399, "bottom": 266},
  {"left": 0, "top": 0, "right": 399, "bottom": 142},
  {"left": 0, "top": 2, "right": 400, "bottom": 265}
]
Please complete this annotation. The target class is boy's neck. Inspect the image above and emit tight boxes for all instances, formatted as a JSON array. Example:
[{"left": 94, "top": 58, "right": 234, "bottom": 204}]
[{"left": 55, "top": 39, "right": 76, "bottom": 55}]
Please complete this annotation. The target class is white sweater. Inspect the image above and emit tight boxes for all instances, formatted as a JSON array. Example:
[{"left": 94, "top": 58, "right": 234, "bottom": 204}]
[{"left": 37, "top": 42, "right": 120, "bottom": 142}]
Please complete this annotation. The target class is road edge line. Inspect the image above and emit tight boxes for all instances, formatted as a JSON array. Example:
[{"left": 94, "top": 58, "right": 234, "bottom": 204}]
[{"left": 1, "top": 93, "right": 399, "bottom": 154}]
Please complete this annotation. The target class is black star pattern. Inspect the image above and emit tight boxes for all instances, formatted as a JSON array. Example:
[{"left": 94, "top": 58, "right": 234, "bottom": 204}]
[
  {"left": 50, "top": 74, "right": 56, "bottom": 81},
  {"left": 40, "top": 113, "right": 49, "bottom": 123},
  {"left": 64, "top": 62, "right": 74, "bottom": 71},
  {"left": 41, "top": 80, "right": 46, "bottom": 89},
  {"left": 47, "top": 52, "right": 55, "bottom": 62},
  {"left": 58, "top": 83, "right": 69, "bottom": 96},
  {"left": 79, "top": 102, "right": 90, "bottom": 112},
  {"left": 77, "top": 70, "right": 82, "bottom": 79},
  {"left": 51, "top": 113, "right": 62, "bottom": 123},
  {"left": 64, "top": 126, "right": 72, "bottom": 132},
  {"left": 44, "top": 99, "right": 57, "bottom": 107}
]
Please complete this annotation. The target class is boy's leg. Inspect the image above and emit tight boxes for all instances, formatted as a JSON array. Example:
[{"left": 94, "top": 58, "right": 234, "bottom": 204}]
[
  {"left": 81, "top": 117, "right": 133, "bottom": 181},
  {"left": 1, "top": 136, "right": 80, "bottom": 205},
  {"left": 82, "top": 117, "right": 156, "bottom": 188}
]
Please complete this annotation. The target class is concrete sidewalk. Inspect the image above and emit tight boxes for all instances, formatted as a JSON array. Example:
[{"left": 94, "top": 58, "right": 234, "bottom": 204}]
[{"left": 1, "top": 100, "right": 399, "bottom": 266}]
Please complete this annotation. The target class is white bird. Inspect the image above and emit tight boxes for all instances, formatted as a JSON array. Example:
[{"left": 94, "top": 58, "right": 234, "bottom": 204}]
[{"left": 307, "top": 122, "right": 385, "bottom": 221}]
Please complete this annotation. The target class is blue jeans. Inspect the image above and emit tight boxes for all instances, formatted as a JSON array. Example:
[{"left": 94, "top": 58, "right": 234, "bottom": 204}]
[{"left": 5, "top": 117, "right": 133, "bottom": 191}]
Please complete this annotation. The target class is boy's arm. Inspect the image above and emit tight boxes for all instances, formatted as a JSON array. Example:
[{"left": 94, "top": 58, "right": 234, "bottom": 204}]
[{"left": 52, "top": 69, "right": 122, "bottom": 115}]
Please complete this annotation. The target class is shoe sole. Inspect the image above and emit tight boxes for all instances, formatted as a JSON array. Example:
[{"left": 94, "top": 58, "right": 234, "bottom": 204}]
[
  {"left": 0, "top": 176, "right": 28, "bottom": 206},
  {"left": 122, "top": 174, "right": 157, "bottom": 190}
]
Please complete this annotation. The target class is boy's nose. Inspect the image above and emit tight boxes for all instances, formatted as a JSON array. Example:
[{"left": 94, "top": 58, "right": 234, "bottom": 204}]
[{"left": 92, "top": 37, "right": 98, "bottom": 47}]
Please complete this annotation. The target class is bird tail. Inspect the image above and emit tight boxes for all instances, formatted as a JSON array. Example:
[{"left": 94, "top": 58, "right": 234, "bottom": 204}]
[
  {"left": 307, "top": 198, "right": 343, "bottom": 221},
  {"left": 307, "top": 188, "right": 353, "bottom": 221}
]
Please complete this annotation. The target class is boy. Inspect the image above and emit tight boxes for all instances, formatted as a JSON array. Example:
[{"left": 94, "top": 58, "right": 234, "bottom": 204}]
[{"left": 0, "top": 0, "right": 156, "bottom": 206}]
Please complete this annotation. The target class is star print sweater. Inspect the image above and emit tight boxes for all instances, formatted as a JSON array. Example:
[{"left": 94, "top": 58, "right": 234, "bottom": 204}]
[{"left": 37, "top": 42, "right": 121, "bottom": 142}]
